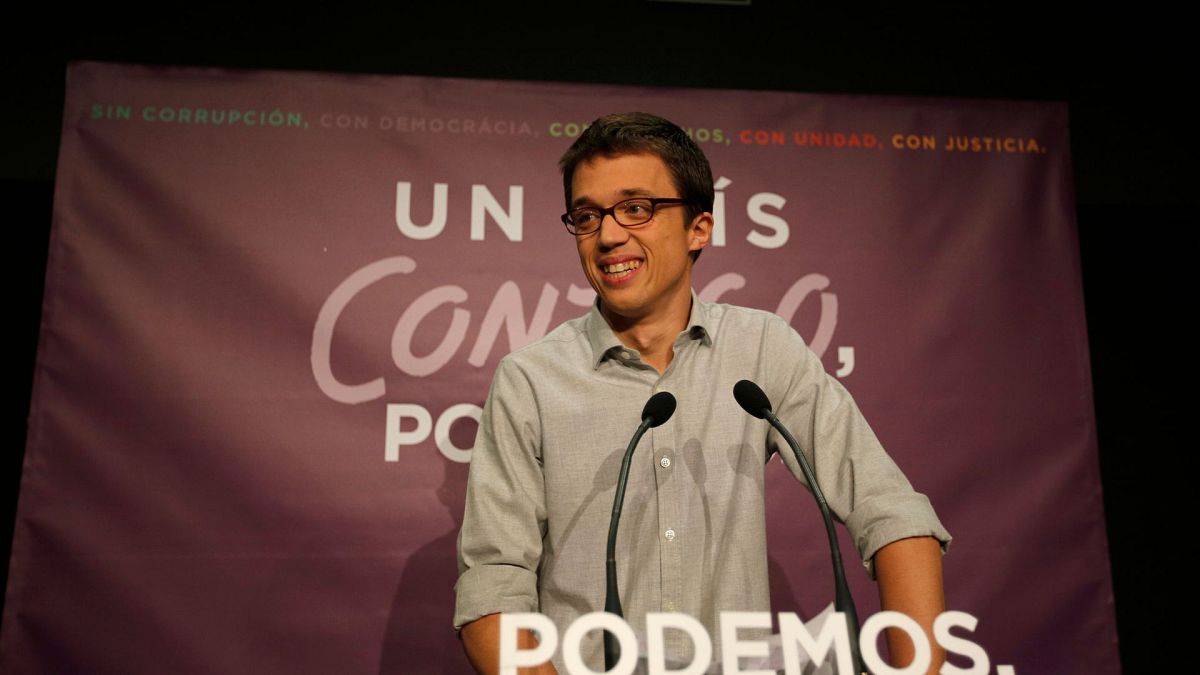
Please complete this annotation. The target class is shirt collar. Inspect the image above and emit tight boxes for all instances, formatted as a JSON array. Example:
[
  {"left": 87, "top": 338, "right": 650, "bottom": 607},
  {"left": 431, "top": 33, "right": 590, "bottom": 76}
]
[{"left": 586, "top": 289, "right": 714, "bottom": 369}]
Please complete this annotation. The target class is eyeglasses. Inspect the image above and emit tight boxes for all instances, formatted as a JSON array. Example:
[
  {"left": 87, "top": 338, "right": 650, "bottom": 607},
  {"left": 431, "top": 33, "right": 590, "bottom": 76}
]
[{"left": 561, "top": 197, "right": 691, "bottom": 235}]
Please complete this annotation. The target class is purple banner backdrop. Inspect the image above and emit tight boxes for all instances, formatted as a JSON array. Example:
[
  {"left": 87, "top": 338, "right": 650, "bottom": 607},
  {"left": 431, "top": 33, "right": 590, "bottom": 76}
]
[{"left": 3, "top": 62, "right": 1114, "bottom": 673}]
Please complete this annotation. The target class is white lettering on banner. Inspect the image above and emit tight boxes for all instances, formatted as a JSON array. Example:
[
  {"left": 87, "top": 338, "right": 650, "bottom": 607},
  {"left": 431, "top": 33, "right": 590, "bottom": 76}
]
[
  {"left": 395, "top": 181, "right": 523, "bottom": 242},
  {"left": 497, "top": 610, "right": 1012, "bottom": 675},
  {"left": 312, "top": 256, "right": 416, "bottom": 404},
  {"left": 392, "top": 285, "right": 470, "bottom": 376},
  {"left": 710, "top": 178, "right": 792, "bottom": 250},
  {"left": 468, "top": 282, "right": 559, "bottom": 366},
  {"left": 563, "top": 613, "right": 639, "bottom": 675},
  {"left": 934, "top": 611, "right": 991, "bottom": 675},
  {"left": 395, "top": 182, "right": 449, "bottom": 239},
  {"left": 500, "top": 613, "right": 558, "bottom": 675},
  {"left": 777, "top": 612, "right": 854, "bottom": 675},
  {"left": 470, "top": 185, "right": 523, "bottom": 241},
  {"left": 697, "top": 272, "right": 746, "bottom": 303},
  {"left": 312, "top": 262, "right": 843, "bottom": 406},
  {"left": 775, "top": 274, "right": 837, "bottom": 359},
  {"left": 391, "top": 179, "right": 790, "bottom": 248},
  {"left": 434, "top": 403, "right": 481, "bottom": 462},
  {"left": 385, "top": 404, "right": 432, "bottom": 462},
  {"left": 746, "top": 192, "right": 789, "bottom": 249},
  {"left": 860, "top": 611, "right": 931, "bottom": 675},
  {"left": 385, "top": 403, "right": 481, "bottom": 463},
  {"left": 836, "top": 346, "right": 856, "bottom": 377}
]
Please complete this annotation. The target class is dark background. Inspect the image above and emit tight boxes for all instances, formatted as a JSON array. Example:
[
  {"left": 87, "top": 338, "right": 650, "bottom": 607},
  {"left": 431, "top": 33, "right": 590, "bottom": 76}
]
[{"left": 3, "top": 4, "right": 1186, "bottom": 672}]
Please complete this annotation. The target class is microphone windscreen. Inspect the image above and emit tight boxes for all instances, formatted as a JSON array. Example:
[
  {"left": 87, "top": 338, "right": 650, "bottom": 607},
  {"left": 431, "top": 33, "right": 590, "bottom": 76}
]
[
  {"left": 733, "top": 380, "right": 772, "bottom": 419},
  {"left": 642, "top": 391, "right": 677, "bottom": 428}
]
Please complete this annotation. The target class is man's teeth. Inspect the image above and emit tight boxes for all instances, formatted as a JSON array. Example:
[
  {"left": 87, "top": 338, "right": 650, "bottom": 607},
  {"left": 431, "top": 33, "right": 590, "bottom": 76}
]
[{"left": 603, "top": 260, "right": 641, "bottom": 274}]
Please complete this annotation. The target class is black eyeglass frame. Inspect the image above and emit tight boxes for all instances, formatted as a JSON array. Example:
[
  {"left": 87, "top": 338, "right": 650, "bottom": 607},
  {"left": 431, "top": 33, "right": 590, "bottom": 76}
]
[{"left": 560, "top": 197, "right": 692, "bottom": 235}]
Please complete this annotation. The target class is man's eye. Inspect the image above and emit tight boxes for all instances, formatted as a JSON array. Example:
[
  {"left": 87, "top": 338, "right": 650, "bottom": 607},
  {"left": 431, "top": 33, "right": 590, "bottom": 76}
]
[
  {"left": 573, "top": 210, "right": 600, "bottom": 225},
  {"left": 620, "top": 202, "right": 650, "bottom": 216}
]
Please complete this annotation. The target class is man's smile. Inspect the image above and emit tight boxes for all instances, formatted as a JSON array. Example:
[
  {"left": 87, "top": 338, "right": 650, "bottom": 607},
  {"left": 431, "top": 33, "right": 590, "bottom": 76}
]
[{"left": 597, "top": 255, "right": 643, "bottom": 283}]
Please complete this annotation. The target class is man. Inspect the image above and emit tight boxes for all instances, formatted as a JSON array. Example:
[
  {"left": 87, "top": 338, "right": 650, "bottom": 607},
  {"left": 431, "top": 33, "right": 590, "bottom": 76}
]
[{"left": 455, "top": 112, "right": 951, "bottom": 673}]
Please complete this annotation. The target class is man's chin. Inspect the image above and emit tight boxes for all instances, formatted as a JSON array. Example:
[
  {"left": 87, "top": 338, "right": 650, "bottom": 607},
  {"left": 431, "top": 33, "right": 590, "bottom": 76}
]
[{"left": 597, "top": 296, "right": 647, "bottom": 325}]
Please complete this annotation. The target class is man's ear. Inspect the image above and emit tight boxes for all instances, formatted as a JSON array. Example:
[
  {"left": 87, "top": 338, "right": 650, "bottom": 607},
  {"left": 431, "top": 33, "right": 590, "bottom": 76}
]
[{"left": 688, "top": 212, "right": 713, "bottom": 254}]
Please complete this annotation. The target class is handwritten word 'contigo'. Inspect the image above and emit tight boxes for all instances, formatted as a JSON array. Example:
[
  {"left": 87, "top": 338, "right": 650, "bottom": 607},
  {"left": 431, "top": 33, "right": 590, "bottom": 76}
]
[{"left": 311, "top": 257, "right": 840, "bottom": 405}]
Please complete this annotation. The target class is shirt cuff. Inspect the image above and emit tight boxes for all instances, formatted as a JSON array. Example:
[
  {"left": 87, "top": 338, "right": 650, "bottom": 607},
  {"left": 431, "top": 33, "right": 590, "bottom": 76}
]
[
  {"left": 453, "top": 564, "right": 541, "bottom": 631},
  {"left": 844, "top": 491, "right": 952, "bottom": 579}
]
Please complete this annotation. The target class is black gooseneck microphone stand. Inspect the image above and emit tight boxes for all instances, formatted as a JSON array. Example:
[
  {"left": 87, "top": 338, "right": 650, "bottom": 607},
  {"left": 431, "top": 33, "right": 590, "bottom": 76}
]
[
  {"left": 604, "top": 391, "right": 677, "bottom": 671},
  {"left": 733, "top": 379, "right": 866, "bottom": 675}
]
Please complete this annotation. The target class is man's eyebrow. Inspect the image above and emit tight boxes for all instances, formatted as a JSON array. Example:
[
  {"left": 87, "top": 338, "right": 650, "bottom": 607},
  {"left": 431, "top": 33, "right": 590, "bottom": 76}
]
[{"left": 570, "top": 188, "right": 655, "bottom": 208}]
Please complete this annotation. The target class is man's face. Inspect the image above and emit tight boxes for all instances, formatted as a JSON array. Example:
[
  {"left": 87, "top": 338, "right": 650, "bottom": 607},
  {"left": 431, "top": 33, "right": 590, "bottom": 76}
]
[{"left": 571, "top": 152, "right": 711, "bottom": 325}]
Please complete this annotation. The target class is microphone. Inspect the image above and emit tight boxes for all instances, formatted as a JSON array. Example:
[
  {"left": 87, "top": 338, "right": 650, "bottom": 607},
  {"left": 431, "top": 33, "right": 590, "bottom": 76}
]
[
  {"left": 641, "top": 391, "right": 677, "bottom": 429},
  {"left": 732, "top": 379, "right": 772, "bottom": 419},
  {"left": 604, "top": 391, "right": 676, "bottom": 670},
  {"left": 733, "top": 380, "right": 866, "bottom": 675}
]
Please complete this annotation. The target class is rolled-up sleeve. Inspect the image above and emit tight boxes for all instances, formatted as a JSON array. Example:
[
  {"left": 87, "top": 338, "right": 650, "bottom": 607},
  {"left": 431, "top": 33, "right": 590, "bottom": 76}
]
[
  {"left": 762, "top": 315, "right": 951, "bottom": 578},
  {"left": 454, "top": 357, "right": 548, "bottom": 629}
]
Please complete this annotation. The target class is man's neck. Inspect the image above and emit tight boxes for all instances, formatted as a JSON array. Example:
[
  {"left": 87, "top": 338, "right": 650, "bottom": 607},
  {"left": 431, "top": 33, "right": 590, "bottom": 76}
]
[{"left": 601, "top": 293, "right": 693, "bottom": 375}]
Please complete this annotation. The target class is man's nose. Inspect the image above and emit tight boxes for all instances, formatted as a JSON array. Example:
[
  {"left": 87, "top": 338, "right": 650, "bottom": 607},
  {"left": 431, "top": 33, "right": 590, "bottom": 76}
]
[{"left": 596, "top": 213, "right": 628, "bottom": 249}]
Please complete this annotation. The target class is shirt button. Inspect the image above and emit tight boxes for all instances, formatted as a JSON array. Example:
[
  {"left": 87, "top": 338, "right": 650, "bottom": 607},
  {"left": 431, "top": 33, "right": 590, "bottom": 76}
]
[
  {"left": 664, "top": 529, "right": 676, "bottom": 541},
  {"left": 660, "top": 457, "right": 671, "bottom": 468}
]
